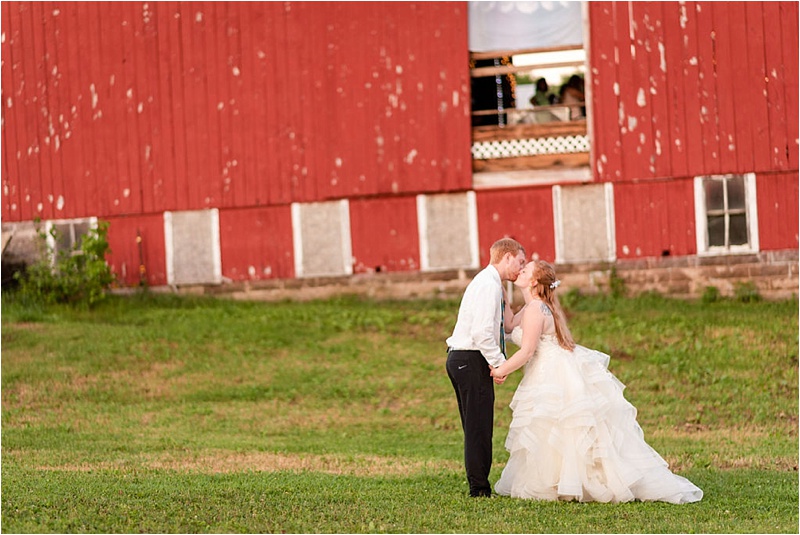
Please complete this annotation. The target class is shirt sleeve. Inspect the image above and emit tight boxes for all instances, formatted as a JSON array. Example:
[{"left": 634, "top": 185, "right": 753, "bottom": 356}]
[{"left": 470, "top": 281, "right": 506, "bottom": 368}]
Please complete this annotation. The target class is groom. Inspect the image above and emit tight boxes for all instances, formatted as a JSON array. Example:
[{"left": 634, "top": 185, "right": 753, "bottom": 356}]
[{"left": 445, "top": 238, "right": 526, "bottom": 497}]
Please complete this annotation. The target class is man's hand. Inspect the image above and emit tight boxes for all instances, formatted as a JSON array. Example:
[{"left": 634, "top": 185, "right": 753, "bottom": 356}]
[{"left": 489, "top": 365, "right": 507, "bottom": 385}]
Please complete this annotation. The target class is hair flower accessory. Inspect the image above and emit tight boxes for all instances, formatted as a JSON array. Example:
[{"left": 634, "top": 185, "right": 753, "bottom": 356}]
[{"left": 550, "top": 279, "right": 561, "bottom": 290}]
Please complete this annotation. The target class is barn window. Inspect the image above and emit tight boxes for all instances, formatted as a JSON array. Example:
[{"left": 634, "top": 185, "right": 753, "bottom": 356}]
[
  {"left": 694, "top": 173, "right": 760, "bottom": 255},
  {"left": 45, "top": 217, "right": 98, "bottom": 263},
  {"left": 468, "top": 1, "right": 590, "bottom": 187}
]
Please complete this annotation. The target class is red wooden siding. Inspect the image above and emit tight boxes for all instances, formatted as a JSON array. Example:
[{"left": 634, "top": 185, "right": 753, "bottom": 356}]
[
  {"left": 349, "top": 196, "right": 420, "bottom": 273},
  {"left": 756, "top": 172, "right": 799, "bottom": 251},
  {"left": 587, "top": 3, "right": 622, "bottom": 181},
  {"left": 1, "top": 2, "right": 471, "bottom": 223},
  {"left": 3, "top": 1, "right": 798, "bottom": 289},
  {"left": 780, "top": 2, "right": 800, "bottom": 170},
  {"left": 219, "top": 205, "right": 294, "bottom": 281},
  {"left": 105, "top": 213, "right": 168, "bottom": 287},
  {"left": 588, "top": 1, "right": 799, "bottom": 182},
  {"left": 475, "top": 187, "right": 556, "bottom": 265},
  {"left": 613, "top": 179, "right": 697, "bottom": 259}
]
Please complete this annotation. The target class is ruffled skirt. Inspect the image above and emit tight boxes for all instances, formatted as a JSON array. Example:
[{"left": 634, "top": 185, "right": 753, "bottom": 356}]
[{"left": 494, "top": 340, "right": 702, "bottom": 504}]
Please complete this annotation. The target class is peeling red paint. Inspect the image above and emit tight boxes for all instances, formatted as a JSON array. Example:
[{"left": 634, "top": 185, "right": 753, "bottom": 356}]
[{"left": 1, "top": 2, "right": 471, "bottom": 221}]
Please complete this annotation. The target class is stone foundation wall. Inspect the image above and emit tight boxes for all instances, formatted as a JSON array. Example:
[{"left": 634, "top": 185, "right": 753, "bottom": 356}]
[
  {"left": 559, "top": 250, "right": 798, "bottom": 301},
  {"left": 178, "top": 249, "right": 798, "bottom": 303},
  {"left": 6, "top": 217, "right": 795, "bottom": 302}
]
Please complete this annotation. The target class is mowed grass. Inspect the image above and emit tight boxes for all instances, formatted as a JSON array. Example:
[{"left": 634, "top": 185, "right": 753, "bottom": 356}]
[{"left": 1, "top": 291, "right": 797, "bottom": 533}]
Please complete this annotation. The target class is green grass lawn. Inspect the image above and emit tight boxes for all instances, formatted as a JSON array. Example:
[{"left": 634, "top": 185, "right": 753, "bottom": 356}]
[{"left": 1, "top": 291, "right": 797, "bottom": 533}]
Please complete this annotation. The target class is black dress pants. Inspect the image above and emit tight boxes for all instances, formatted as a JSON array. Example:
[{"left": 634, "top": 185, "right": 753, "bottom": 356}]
[{"left": 446, "top": 349, "right": 494, "bottom": 497}]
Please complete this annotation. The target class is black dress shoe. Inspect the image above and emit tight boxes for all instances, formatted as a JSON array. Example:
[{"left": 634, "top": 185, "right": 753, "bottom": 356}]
[{"left": 470, "top": 490, "right": 493, "bottom": 498}]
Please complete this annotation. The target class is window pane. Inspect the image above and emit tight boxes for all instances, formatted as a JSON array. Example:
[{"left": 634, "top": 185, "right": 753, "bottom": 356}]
[
  {"left": 727, "top": 176, "right": 746, "bottom": 209},
  {"left": 707, "top": 215, "right": 726, "bottom": 247},
  {"left": 704, "top": 179, "right": 725, "bottom": 211},
  {"left": 729, "top": 214, "right": 749, "bottom": 245},
  {"left": 54, "top": 223, "right": 73, "bottom": 253},
  {"left": 73, "top": 222, "right": 91, "bottom": 250}
]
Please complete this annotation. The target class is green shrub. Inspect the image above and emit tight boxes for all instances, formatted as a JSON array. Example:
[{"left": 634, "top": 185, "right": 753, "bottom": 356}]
[
  {"left": 734, "top": 280, "right": 762, "bottom": 303},
  {"left": 701, "top": 285, "right": 721, "bottom": 304},
  {"left": 608, "top": 265, "right": 627, "bottom": 299},
  {"left": 13, "top": 220, "right": 115, "bottom": 307}
]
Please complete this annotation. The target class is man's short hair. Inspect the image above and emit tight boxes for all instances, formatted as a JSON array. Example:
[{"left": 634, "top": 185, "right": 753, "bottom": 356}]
[{"left": 489, "top": 238, "right": 524, "bottom": 264}]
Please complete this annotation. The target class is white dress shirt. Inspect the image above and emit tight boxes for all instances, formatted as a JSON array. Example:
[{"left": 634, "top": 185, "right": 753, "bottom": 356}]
[{"left": 446, "top": 265, "right": 506, "bottom": 368}]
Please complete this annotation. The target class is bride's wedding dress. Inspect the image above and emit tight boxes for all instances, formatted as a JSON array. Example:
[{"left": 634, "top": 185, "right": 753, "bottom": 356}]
[{"left": 494, "top": 326, "right": 703, "bottom": 504}]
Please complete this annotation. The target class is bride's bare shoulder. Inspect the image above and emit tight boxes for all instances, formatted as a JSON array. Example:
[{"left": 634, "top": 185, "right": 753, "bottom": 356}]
[
  {"left": 523, "top": 300, "right": 551, "bottom": 318},
  {"left": 536, "top": 301, "right": 553, "bottom": 317},
  {"left": 521, "top": 301, "right": 547, "bottom": 328}
]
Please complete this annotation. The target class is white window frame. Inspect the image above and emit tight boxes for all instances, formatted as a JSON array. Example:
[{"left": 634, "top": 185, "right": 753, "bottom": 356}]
[
  {"left": 693, "top": 173, "right": 760, "bottom": 256},
  {"left": 44, "top": 217, "right": 98, "bottom": 264}
]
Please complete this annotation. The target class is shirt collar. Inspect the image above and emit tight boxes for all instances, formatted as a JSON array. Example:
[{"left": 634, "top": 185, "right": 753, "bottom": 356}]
[{"left": 488, "top": 264, "right": 502, "bottom": 283}]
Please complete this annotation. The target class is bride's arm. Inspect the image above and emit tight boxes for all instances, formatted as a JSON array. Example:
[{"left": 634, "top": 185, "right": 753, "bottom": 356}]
[
  {"left": 507, "top": 305, "right": 526, "bottom": 332},
  {"left": 502, "top": 287, "right": 516, "bottom": 333},
  {"left": 492, "top": 305, "right": 544, "bottom": 378}
]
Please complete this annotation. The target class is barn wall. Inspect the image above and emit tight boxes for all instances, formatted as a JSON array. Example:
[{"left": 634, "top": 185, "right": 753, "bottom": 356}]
[
  {"left": 219, "top": 205, "right": 294, "bottom": 282},
  {"left": 613, "top": 179, "right": 697, "bottom": 259},
  {"left": 3, "top": 1, "right": 797, "bottom": 293},
  {"left": 587, "top": 1, "right": 799, "bottom": 182},
  {"left": 104, "top": 213, "right": 168, "bottom": 287},
  {"left": 755, "top": 171, "right": 799, "bottom": 251},
  {"left": 349, "top": 196, "right": 420, "bottom": 274},
  {"left": 474, "top": 187, "right": 556, "bottom": 266},
  {"left": 1, "top": 2, "right": 472, "bottom": 223}
]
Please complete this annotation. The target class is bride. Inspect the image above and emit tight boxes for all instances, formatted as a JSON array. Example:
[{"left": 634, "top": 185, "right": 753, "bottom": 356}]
[{"left": 490, "top": 260, "right": 703, "bottom": 504}]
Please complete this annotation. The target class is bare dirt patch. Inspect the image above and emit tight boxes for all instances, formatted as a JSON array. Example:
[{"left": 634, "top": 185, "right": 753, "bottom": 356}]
[
  {"left": 33, "top": 450, "right": 462, "bottom": 477},
  {"left": 651, "top": 425, "right": 799, "bottom": 472},
  {"left": 24, "top": 438, "right": 797, "bottom": 475},
  {"left": 6, "top": 322, "right": 46, "bottom": 331}
]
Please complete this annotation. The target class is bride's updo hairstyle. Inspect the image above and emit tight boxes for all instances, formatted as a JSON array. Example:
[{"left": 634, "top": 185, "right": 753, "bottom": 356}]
[{"left": 531, "top": 260, "right": 575, "bottom": 351}]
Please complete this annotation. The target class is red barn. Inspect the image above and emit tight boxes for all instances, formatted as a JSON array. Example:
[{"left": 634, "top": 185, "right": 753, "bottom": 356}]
[{"left": 2, "top": 2, "right": 797, "bottom": 298}]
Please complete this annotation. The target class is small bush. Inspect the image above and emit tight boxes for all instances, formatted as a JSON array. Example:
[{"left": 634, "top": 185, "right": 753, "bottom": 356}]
[
  {"left": 701, "top": 285, "right": 721, "bottom": 304},
  {"left": 734, "top": 280, "right": 762, "bottom": 303},
  {"left": 609, "top": 266, "right": 627, "bottom": 299},
  {"left": 13, "top": 220, "right": 115, "bottom": 307}
]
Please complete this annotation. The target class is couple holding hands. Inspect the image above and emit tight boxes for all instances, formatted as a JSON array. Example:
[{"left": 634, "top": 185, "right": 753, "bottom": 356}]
[{"left": 445, "top": 238, "right": 702, "bottom": 503}]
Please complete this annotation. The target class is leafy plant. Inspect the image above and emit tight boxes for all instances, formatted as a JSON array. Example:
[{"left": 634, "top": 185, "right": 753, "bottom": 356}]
[
  {"left": 13, "top": 220, "right": 115, "bottom": 307},
  {"left": 701, "top": 285, "right": 721, "bottom": 304},
  {"left": 608, "top": 265, "right": 627, "bottom": 299},
  {"left": 734, "top": 280, "right": 762, "bottom": 303}
]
